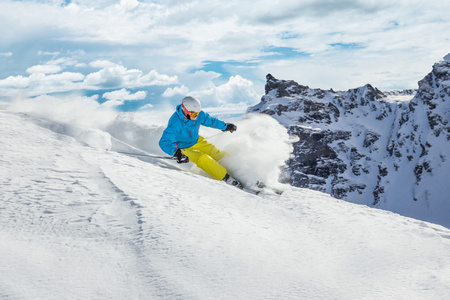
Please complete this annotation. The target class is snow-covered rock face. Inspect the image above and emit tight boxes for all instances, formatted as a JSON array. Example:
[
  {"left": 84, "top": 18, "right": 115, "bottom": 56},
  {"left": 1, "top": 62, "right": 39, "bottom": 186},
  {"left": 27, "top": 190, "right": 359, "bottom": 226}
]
[
  {"left": 444, "top": 53, "right": 450, "bottom": 63},
  {"left": 248, "top": 55, "right": 450, "bottom": 227}
]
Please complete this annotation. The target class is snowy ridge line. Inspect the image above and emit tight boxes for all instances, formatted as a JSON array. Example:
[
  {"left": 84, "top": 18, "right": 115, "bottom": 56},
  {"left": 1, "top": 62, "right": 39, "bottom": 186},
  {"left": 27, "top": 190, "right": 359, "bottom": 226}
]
[{"left": 250, "top": 64, "right": 450, "bottom": 228}]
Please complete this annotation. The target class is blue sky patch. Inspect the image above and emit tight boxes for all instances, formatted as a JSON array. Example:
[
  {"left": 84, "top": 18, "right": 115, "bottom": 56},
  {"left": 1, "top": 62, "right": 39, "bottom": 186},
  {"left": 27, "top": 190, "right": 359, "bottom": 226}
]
[
  {"left": 198, "top": 60, "right": 258, "bottom": 84},
  {"left": 280, "top": 31, "right": 300, "bottom": 40},
  {"left": 330, "top": 43, "right": 365, "bottom": 50},
  {"left": 261, "top": 46, "right": 310, "bottom": 59}
]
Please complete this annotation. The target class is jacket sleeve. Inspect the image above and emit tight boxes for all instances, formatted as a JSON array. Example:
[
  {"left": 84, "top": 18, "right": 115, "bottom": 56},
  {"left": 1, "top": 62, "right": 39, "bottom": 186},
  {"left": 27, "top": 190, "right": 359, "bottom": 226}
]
[
  {"left": 159, "top": 119, "right": 179, "bottom": 156},
  {"left": 200, "top": 111, "right": 227, "bottom": 130}
]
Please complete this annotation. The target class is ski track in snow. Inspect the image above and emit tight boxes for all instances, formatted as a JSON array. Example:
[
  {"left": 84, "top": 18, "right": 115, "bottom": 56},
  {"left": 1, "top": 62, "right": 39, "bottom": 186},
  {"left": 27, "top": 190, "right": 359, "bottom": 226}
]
[{"left": 1, "top": 110, "right": 450, "bottom": 299}]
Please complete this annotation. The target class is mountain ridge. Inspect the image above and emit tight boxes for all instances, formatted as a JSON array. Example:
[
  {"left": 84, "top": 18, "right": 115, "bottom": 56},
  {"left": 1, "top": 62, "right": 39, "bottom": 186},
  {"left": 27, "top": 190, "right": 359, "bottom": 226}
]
[{"left": 249, "top": 54, "right": 450, "bottom": 228}]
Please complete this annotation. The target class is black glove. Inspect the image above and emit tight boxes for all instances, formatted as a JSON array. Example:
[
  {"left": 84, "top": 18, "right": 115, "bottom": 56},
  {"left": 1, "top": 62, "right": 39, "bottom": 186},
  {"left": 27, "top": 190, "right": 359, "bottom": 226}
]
[
  {"left": 223, "top": 123, "right": 237, "bottom": 133},
  {"left": 175, "top": 149, "right": 189, "bottom": 164}
]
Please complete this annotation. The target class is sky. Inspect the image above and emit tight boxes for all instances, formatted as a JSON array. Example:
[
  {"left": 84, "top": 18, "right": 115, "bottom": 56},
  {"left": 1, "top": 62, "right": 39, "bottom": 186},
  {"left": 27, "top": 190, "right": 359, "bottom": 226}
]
[{"left": 0, "top": 0, "right": 450, "bottom": 111}]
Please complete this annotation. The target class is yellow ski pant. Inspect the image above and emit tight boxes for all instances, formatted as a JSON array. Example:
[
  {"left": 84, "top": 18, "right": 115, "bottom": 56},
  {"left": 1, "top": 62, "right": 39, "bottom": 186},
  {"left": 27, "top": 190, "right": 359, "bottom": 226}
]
[{"left": 181, "top": 136, "right": 227, "bottom": 181}]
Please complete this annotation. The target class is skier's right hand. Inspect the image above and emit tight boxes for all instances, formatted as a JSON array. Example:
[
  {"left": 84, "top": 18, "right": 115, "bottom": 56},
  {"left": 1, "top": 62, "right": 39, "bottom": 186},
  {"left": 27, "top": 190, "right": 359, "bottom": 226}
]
[
  {"left": 223, "top": 123, "right": 237, "bottom": 133},
  {"left": 175, "top": 149, "right": 189, "bottom": 164}
]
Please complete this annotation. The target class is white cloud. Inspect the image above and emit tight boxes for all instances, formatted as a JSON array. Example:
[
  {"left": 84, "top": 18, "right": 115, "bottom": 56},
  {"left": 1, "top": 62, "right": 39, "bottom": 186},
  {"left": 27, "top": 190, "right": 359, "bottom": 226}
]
[
  {"left": 27, "top": 64, "right": 62, "bottom": 74},
  {"left": 103, "top": 88, "right": 147, "bottom": 101},
  {"left": 0, "top": 75, "right": 30, "bottom": 89},
  {"left": 188, "top": 75, "right": 260, "bottom": 106},
  {"left": 216, "top": 75, "right": 257, "bottom": 103},
  {"left": 140, "top": 70, "right": 179, "bottom": 86},
  {"left": 102, "top": 89, "right": 147, "bottom": 107},
  {"left": 118, "top": 0, "right": 140, "bottom": 10},
  {"left": 49, "top": 57, "right": 84, "bottom": 68},
  {"left": 0, "top": 59, "right": 177, "bottom": 97},
  {"left": 0, "top": 72, "right": 85, "bottom": 95},
  {"left": 0, "top": 52, "right": 13, "bottom": 57},
  {"left": 89, "top": 60, "right": 118, "bottom": 69},
  {"left": 162, "top": 85, "right": 189, "bottom": 97},
  {"left": 139, "top": 103, "right": 154, "bottom": 110},
  {"left": 84, "top": 61, "right": 178, "bottom": 89},
  {"left": 158, "top": 72, "right": 260, "bottom": 108},
  {"left": 38, "top": 50, "right": 60, "bottom": 56},
  {"left": 0, "top": 0, "right": 450, "bottom": 101}
]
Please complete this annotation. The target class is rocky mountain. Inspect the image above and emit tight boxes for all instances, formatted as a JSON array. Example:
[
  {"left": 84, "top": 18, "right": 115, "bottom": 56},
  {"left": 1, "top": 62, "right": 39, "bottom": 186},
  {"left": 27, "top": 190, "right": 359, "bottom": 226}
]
[{"left": 248, "top": 54, "right": 450, "bottom": 227}]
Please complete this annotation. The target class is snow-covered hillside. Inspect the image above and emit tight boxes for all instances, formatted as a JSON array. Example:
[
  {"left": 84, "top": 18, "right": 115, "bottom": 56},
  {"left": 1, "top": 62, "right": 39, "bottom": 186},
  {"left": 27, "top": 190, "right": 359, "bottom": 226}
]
[{"left": 1, "top": 108, "right": 450, "bottom": 299}]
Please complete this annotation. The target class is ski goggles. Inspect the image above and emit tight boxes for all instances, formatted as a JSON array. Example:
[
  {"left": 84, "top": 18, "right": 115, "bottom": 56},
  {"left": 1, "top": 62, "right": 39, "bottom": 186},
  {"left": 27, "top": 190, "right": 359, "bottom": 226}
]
[
  {"left": 182, "top": 104, "right": 200, "bottom": 118},
  {"left": 189, "top": 111, "right": 199, "bottom": 118}
]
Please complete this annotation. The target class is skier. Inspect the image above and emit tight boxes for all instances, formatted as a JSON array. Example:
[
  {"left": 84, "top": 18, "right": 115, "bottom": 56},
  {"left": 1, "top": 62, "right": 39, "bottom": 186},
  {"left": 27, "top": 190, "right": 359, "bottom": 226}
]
[{"left": 159, "top": 96, "right": 243, "bottom": 188}]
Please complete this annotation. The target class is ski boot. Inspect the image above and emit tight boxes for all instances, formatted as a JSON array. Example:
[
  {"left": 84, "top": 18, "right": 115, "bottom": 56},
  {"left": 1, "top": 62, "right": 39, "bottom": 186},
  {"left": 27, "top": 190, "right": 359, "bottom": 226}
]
[{"left": 222, "top": 173, "right": 243, "bottom": 189}]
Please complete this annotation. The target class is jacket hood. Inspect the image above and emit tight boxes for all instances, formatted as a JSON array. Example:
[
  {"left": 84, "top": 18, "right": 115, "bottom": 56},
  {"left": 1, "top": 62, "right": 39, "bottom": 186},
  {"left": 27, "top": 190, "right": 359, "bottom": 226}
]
[{"left": 176, "top": 104, "right": 187, "bottom": 120}]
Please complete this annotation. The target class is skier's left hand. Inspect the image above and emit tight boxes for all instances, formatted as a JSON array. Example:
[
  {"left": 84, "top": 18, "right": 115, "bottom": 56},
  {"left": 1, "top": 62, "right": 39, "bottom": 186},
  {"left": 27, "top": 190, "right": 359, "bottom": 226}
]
[
  {"left": 223, "top": 123, "right": 237, "bottom": 133},
  {"left": 175, "top": 149, "right": 189, "bottom": 164}
]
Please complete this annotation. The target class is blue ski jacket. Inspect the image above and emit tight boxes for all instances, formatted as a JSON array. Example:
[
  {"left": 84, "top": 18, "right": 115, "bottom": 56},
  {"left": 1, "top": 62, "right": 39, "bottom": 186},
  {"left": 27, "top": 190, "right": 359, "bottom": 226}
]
[{"left": 159, "top": 104, "right": 227, "bottom": 156}]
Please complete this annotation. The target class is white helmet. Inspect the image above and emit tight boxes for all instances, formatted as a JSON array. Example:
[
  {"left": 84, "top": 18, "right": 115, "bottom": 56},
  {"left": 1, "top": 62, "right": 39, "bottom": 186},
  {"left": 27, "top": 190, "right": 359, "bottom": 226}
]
[{"left": 182, "top": 96, "right": 201, "bottom": 113}]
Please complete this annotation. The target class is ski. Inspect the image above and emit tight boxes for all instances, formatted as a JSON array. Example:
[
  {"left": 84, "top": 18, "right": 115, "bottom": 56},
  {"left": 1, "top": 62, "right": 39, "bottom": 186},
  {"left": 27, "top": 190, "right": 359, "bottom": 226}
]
[
  {"left": 243, "top": 187, "right": 262, "bottom": 195},
  {"left": 255, "top": 181, "right": 284, "bottom": 195},
  {"left": 241, "top": 181, "right": 284, "bottom": 196},
  {"left": 117, "top": 151, "right": 175, "bottom": 160}
]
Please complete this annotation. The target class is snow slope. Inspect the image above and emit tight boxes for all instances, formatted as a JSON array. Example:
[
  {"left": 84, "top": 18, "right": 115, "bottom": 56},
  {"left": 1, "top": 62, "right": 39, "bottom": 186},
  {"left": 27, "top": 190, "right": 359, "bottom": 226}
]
[{"left": 1, "top": 109, "right": 450, "bottom": 299}]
